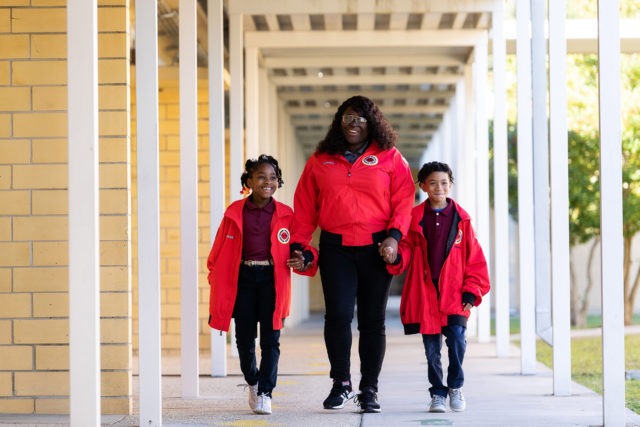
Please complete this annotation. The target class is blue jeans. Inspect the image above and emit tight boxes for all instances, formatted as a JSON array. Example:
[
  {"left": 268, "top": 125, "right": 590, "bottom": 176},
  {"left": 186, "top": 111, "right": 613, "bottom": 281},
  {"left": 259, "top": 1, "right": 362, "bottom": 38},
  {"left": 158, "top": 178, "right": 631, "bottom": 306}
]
[
  {"left": 422, "top": 325, "right": 467, "bottom": 397},
  {"left": 233, "top": 264, "right": 280, "bottom": 395}
]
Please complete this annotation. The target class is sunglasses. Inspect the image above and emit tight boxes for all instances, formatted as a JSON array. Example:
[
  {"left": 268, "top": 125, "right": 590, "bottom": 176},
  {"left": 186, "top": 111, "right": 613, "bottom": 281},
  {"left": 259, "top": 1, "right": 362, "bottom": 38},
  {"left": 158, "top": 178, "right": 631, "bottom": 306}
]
[{"left": 341, "top": 114, "right": 367, "bottom": 126}]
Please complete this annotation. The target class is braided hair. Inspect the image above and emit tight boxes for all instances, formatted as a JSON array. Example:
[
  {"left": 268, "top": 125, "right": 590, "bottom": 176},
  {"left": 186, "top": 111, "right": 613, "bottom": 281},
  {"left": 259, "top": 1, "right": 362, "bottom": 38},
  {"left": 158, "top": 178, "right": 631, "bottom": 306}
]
[{"left": 240, "top": 154, "right": 284, "bottom": 193}]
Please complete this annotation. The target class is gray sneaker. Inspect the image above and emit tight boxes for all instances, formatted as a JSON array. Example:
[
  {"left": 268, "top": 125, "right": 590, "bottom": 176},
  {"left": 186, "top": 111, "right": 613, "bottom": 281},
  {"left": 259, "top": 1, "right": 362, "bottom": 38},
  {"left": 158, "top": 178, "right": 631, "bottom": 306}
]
[
  {"left": 429, "top": 394, "right": 447, "bottom": 413},
  {"left": 448, "top": 388, "right": 466, "bottom": 412},
  {"left": 247, "top": 384, "right": 259, "bottom": 411}
]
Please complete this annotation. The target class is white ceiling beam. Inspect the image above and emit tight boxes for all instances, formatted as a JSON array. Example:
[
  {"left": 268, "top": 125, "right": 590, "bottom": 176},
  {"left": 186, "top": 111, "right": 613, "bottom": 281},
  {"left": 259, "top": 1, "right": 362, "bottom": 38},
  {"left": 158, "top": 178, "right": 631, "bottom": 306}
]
[
  {"left": 452, "top": 13, "right": 467, "bottom": 29},
  {"left": 228, "top": 0, "right": 498, "bottom": 15},
  {"left": 291, "top": 116, "right": 442, "bottom": 126},
  {"left": 389, "top": 13, "right": 409, "bottom": 30},
  {"left": 246, "top": 30, "right": 486, "bottom": 48},
  {"left": 287, "top": 104, "right": 449, "bottom": 115},
  {"left": 264, "top": 14, "right": 279, "bottom": 31},
  {"left": 358, "top": 13, "right": 375, "bottom": 30},
  {"left": 290, "top": 13, "right": 311, "bottom": 30},
  {"left": 271, "top": 73, "right": 460, "bottom": 86},
  {"left": 422, "top": 13, "right": 441, "bottom": 29},
  {"left": 278, "top": 89, "right": 455, "bottom": 101},
  {"left": 324, "top": 13, "right": 342, "bottom": 30},
  {"left": 262, "top": 54, "right": 464, "bottom": 68}
]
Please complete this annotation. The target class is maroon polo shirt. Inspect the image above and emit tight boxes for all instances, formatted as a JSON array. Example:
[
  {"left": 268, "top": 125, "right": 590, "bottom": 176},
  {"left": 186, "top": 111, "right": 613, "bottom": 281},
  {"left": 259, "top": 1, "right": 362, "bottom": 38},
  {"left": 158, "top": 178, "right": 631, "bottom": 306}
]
[
  {"left": 242, "top": 197, "right": 274, "bottom": 260},
  {"left": 422, "top": 199, "right": 454, "bottom": 282}
]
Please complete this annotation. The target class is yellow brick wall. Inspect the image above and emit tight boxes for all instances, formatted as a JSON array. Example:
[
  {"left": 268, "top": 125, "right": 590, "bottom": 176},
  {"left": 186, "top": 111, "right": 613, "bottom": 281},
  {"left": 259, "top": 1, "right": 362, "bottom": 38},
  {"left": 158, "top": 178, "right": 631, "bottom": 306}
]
[
  {"left": 0, "top": 1, "right": 132, "bottom": 415},
  {"left": 130, "top": 84, "right": 228, "bottom": 353}
]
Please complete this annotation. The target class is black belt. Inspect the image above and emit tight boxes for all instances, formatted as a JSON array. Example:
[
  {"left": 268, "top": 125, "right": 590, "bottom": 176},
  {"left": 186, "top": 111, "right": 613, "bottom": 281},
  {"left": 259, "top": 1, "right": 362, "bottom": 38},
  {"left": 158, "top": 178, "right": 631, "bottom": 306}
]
[{"left": 241, "top": 259, "right": 273, "bottom": 266}]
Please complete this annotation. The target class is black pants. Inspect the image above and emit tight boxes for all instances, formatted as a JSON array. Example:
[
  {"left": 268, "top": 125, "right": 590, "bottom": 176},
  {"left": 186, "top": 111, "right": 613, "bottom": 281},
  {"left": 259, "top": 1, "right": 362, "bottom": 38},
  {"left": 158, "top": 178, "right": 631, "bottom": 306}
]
[
  {"left": 319, "top": 231, "right": 392, "bottom": 392},
  {"left": 233, "top": 264, "right": 280, "bottom": 395}
]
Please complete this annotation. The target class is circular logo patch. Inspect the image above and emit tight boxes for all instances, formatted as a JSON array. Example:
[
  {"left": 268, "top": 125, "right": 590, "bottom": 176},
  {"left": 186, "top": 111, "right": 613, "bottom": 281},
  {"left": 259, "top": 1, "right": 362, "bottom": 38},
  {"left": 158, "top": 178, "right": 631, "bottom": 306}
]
[
  {"left": 278, "top": 228, "right": 291, "bottom": 244},
  {"left": 362, "top": 155, "right": 379, "bottom": 166}
]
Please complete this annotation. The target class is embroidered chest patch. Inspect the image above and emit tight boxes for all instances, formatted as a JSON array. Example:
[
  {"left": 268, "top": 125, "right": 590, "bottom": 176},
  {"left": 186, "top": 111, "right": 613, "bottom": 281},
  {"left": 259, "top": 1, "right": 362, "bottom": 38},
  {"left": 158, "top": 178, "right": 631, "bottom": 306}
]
[
  {"left": 362, "top": 155, "right": 378, "bottom": 166},
  {"left": 277, "top": 228, "right": 291, "bottom": 244}
]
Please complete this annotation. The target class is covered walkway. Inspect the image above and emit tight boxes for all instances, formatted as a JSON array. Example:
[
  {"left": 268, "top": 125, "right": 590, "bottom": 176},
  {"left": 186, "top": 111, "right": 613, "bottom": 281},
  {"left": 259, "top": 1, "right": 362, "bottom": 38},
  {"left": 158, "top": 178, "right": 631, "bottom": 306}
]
[{"left": 3, "top": 309, "right": 640, "bottom": 427}]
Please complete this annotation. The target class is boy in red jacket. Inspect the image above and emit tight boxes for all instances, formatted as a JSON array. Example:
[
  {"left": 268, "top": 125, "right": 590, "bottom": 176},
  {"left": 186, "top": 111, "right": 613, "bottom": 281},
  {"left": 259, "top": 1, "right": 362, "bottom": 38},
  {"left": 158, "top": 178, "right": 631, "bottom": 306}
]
[
  {"left": 207, "top": 155, "right": 317, "bottom": 415},
  {"left": 386, "top": 161, "right": 490, "bottom": 413}
]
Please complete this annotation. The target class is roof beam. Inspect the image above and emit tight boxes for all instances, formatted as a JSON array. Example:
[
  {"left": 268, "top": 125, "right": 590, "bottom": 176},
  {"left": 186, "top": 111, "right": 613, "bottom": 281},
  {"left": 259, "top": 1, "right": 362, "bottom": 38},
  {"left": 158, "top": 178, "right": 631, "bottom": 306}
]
[
  {"left": 228, "top": 0, "right": 499, "bottom": 15},
  {"left": 262, "top": 54, "right": 464, "bottom": 68},
  {"left": 246, "top": 29, "right": 486, "bottom": 48},
  {"left": 287, "top": 104, "right": 449, "bottom": 115},
  {"left": 278, "top": 89, "right": 455, "bottom": 101},
  {"left": 272, "top": 73, "right": 460, "bottom": 86}
]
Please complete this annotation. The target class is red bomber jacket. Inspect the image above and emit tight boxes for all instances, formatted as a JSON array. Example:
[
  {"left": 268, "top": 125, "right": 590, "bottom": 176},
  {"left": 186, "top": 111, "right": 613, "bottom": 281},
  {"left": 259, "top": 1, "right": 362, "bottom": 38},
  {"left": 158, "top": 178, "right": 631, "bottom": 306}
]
[
  {"left": 207, "top": 197, "right": 318, "bottom": 332},
  {"left": 291, "top": 143, "right": 415, "bottom": 247},
  {"left": 387, "top": 198, "right": 491, "bottom": 335}
]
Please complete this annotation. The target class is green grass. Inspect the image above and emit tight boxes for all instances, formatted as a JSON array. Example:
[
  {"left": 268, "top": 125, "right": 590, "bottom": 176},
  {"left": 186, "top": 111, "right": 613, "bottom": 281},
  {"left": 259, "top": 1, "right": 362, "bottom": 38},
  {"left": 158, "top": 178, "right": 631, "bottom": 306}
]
[{"left": 536, "top": 334, "right": 640, "bottom": 414}]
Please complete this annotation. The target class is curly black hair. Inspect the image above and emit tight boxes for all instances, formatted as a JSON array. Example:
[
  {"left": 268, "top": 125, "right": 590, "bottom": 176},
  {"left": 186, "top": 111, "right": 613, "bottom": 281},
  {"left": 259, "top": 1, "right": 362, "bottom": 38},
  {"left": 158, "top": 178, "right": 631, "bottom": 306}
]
[
  {"left": 240, "top": 154, "right": 284, "bottom": 191},
  {"left": 316, "top": 95, "right": 398, "bottom": 154},
  {"left": 417, "top": 161, "right": 454, "bottom": 184}
]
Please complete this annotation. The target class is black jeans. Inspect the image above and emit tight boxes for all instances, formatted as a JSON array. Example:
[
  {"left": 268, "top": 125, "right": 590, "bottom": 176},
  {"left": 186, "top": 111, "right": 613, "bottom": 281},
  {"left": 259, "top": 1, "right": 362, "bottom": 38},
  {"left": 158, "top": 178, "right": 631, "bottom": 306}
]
[
  {"left": 422, "top": 324, "right": 467, "bottom": 397},
  {"left": 233, "top": 264, "right": 280, "bottom": 395},
  {"left": 319, "top": 231, "right": 392, "bottom": 392}
]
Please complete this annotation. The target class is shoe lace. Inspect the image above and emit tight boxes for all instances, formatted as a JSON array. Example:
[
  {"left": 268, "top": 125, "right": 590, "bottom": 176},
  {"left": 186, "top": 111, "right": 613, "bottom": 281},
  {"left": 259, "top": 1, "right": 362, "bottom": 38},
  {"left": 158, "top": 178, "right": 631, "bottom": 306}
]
[
  {"left": 450, "top": 389, "right": 463, "bottom": 399},
  {"left": 433, "top": 395, "right": 446, "bottom": 404}
]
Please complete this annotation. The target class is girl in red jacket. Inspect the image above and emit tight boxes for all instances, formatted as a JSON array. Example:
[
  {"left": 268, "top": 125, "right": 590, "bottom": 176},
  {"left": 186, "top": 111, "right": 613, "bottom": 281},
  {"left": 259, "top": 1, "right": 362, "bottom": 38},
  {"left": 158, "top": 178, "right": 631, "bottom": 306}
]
[
  {"left": 207, "top": 155, "right": 317, "bottom": 415},
  {"left": 387, "top": 161, "right": 490, "bottom": 414}
]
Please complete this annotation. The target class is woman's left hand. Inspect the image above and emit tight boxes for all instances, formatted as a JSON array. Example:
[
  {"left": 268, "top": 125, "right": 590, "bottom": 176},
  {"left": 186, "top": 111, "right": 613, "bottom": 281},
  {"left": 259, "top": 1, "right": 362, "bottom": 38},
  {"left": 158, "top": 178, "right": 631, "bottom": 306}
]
[{"left": 378, "top": 237, "right": 398, "bottom": 264}]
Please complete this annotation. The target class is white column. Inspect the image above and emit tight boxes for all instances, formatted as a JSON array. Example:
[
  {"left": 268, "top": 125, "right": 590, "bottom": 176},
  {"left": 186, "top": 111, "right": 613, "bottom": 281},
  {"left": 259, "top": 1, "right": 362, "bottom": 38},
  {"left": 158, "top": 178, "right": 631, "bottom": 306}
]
[
  {"left": 134, "top": 0, "right": 163, "bottom": 424},
  {"left": 492, "top": 6, "right": 511, "bottom": 358},
  {"left": 229, "top": 13, "right": 244, "bottom": 200},
  {"left": 245, "top": 47, "right": 259, "bottom": 159},
  {"left": 208, "top": 0, "right": 227, "bottom": 378},
  {"left": 597, "top": 1, "right": 625, "bottom": 425},
  {"left": 67, "top": 1, "right": 100, "bottom": 425},
  {"left": 474, "top": 37, "right": 491, "bottom": 343},
  {"left": 531, "top": 0, "right": 552, "bottom": 346},
  {"left": 548, "top": 0, "right": 572, "bottom": 397},
  {"left": 516, "top": 0, "right": 537, "bottom": 374},
  {"left": 179, "top": 0, "right": 199, "bottom": 398}
]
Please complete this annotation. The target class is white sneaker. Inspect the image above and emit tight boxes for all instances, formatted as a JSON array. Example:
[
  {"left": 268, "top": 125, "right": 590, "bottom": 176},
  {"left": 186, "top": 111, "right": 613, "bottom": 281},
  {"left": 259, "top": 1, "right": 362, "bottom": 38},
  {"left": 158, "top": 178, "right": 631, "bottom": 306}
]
[
  {"left": 247, "top": 384, "right": 259, "bottom": 411},
  {"left": 429, "top": 395, "right": 447, "bottom": 413},
  {"left": 254, "top": 393, "right": 272, "bottom": 415},
  {"left": 448, "top": 388, "right": 466, "bottom": 412}
]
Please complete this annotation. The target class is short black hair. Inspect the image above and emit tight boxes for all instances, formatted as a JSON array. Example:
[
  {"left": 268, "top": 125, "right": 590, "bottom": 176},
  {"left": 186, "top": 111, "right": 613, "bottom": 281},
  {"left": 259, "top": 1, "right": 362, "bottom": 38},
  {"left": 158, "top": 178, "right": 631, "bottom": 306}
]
[
  {"left": 240, "top": 154, "right": 284, "bottom": 190},
  {"left": 417, "top": 161, "right": 454, "bottom": 184}
]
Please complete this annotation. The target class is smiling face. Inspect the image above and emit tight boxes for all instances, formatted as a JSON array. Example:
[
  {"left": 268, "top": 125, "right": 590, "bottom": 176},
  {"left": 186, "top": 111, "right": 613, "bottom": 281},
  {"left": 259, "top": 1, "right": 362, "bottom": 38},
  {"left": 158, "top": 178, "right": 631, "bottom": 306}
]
[
  {"left": 420, "top": 171, "right": 452, "bottom": 209},
  {"left": 246, "top": 162, "right": 278, "bottom": 206},
  {"left": 340, "top": 106, "right": 369, "bottom": 152}
]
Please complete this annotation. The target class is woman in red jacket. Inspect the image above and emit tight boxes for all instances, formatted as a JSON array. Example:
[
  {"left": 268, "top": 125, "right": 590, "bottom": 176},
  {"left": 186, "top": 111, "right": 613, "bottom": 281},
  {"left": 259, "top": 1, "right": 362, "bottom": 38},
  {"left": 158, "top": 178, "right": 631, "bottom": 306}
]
[
  {"left": 387, "top": 161, "right": 490, "bottom": 414},
  {"left": 289, "top": 96, "right": 415, "bottom": 413},
  {"left": 207, "top": 155, "right": 317, "bottom": 415}
]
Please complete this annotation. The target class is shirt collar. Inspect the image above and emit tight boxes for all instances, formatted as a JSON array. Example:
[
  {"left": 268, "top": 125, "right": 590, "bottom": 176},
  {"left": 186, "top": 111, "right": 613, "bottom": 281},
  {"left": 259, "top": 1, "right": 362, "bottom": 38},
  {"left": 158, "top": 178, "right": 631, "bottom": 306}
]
[
  {"left": 425, "top": 198, "right": 453, "bottom": 215},
  {"left": 246, "top": 196, "right": 275, "bottom": 213}
]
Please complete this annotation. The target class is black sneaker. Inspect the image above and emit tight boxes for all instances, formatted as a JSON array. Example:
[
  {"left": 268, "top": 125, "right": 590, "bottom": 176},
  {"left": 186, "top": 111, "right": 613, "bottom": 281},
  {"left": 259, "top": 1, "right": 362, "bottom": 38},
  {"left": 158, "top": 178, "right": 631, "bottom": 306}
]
[
  {"left": 355, "top": 387, "right": 381, "bottom": 413},
  {"left": 322, "top": 380, "right": 354, "bottom": 409}
]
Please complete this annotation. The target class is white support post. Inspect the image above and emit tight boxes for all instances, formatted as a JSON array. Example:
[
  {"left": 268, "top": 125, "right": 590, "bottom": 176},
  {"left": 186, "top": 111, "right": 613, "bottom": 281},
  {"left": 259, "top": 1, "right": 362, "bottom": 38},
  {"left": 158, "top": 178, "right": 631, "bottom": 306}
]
[
  {"left": 229, "top": 13, "right": 244, "bottom": 200},
  {"left": 474, "top": 37, "right": 491, "bottom": 343},
  {"left": 597, "top": 1, "right": 625, "bottom": 425},
  {"left": 492, "top": 5, "right": 510, "bottom": 358},
  {"left": 516, "top": 0, "right": 537, "bottom": 375},
  {"left": 245, "top": 47, "right": 259, "bottom": 159},
  {"left": 135, "top": 0, "right": 163, "bottom": 424},
  {"left": 548, "top": 0, "right": 572, "bottom": 397},
  {"left": 67, "top": 1, "right": 100, "bottom": 425},
  {"left": 179, "top": 0, "right": 200, "bottom": 398},
  {"left": 208, "top": 0, "right": 228, "bottom": 378},
  {"left": 531, "top": 0, "right": 552, "bottom": 346}
]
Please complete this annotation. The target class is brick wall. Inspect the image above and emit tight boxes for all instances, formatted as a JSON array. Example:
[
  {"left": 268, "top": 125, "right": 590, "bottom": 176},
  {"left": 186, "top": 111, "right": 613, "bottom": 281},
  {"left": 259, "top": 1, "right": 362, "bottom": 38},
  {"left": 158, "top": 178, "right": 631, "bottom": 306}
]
[
  {"left": 131, "top": 83, "right": 228, "bottom": 352},
  {"left": 0, "top": 0, "right": 132, "bottom": 415}
]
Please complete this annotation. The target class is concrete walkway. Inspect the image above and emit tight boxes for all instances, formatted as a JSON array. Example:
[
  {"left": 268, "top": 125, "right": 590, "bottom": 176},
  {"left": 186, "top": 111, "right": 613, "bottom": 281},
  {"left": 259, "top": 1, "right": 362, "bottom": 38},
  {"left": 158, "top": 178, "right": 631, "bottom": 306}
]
[{"left": 1, "top": 313, "right": 640, "bottom": 427}]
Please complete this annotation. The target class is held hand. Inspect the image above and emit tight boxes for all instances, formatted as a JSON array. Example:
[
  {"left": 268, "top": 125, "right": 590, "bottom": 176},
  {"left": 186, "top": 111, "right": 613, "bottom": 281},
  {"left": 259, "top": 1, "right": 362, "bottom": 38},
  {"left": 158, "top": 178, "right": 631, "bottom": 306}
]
[
  {"left": 286, "top": 250, "right": 309, "bottom": 272},
  {"left": 378, "top": 237, "right": 398, "bottom": 264},
  {"left": 462, "top": 303, "right": 473, "bottom": 311}
]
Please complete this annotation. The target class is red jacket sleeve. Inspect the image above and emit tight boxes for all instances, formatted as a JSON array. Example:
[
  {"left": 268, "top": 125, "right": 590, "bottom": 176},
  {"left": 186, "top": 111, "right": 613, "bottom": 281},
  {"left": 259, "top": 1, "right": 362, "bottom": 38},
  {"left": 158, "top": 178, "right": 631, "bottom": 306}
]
[
  {"left": 291, "top": 156, "right": 319, "bottom": 246},
  {"left": 461, "top": 223, "right": 491, "bottom": 306},
  {"left": 387, "top": 149, "right": 415, "bottom": 238}
]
